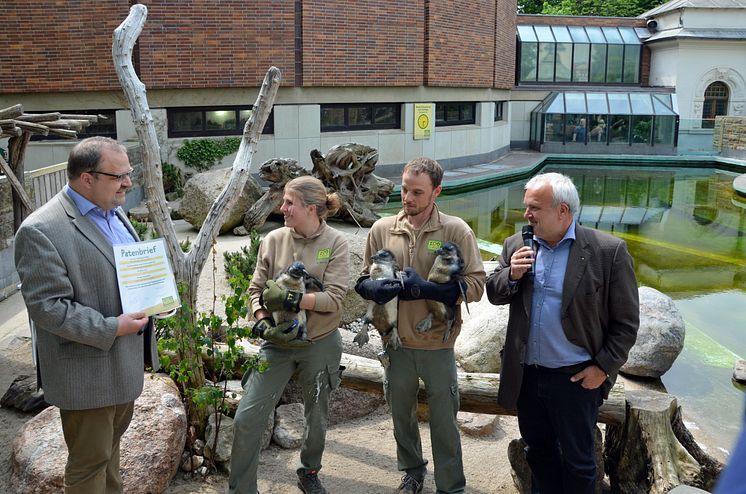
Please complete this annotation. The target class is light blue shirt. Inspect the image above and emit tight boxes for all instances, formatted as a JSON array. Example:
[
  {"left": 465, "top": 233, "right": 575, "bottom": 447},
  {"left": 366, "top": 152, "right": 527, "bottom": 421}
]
[
  {"left": 65, "top": 185, "right": 136, "bottom": 246},
  {"left": 525, "top": 220, "right": 592, "bottom": 367}
]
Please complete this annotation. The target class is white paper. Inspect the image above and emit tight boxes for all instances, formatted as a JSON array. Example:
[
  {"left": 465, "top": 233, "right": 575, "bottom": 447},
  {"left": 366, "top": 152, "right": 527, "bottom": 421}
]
[{"left": 113, "top": 238, "right": 180, "bottom": 316}]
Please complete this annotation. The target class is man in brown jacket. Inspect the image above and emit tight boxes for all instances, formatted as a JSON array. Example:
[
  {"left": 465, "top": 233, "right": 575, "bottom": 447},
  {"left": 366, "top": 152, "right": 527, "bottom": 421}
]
[
  {"left": 486, "top": 172, "right": 639, "bottom": 494},
  {"left": 356, "top": 157, "right": 485, "bottom": 493}
]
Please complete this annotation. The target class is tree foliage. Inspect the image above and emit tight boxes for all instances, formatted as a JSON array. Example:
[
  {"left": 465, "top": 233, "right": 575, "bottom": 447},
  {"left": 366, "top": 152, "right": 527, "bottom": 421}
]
[{"left": 518, "top": 0, "right": 666, "bottom": 17}]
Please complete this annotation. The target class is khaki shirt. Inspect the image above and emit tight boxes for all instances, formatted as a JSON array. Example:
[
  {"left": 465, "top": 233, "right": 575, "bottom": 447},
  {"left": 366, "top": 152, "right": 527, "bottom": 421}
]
[{"left": 250, "top": 221, "right": 350, "bottom": 341}]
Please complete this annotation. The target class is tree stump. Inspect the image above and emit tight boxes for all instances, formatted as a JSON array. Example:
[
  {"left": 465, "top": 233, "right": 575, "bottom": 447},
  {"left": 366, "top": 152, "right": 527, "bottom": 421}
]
[
  {"left": 242, "top": 158, "right": 309, "bottom": 232},
  {"left": 604, "top": 389, "right": 723, "bottom": 493}
]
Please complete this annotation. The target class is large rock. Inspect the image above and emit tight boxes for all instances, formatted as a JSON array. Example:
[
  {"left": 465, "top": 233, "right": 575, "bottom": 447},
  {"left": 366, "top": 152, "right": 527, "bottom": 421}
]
[
  {"left": 273, "top": 403, "right": 305, "bottom": 449},
  {"left": 340, "top": 230, "right": 370, "bottom": 324},
  {"left": 621, "top": 286, "right": 685, "bottom": 378},
  {"left": 204, "top": 413, "right": 234, "bottom": 463},
  {"left": 455, "top": 292, "right": 509, "bottom": 373},
  {"left": 11, "top": 373, "right": 186, "bottom": 494},
  {"left": 179, "top": 168, "right": 263, "bottom": 234}
]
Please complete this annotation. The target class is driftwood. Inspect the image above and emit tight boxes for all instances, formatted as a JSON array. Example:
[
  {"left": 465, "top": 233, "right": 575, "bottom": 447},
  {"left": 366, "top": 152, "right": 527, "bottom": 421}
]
[
  {"left": 235, "top": 341, "right": 626, "bottom": 424},
  {"left": 243, "top": 143, "right": 395, "bottom": 230},
  {"left": 604, "top": 389, "right": 723, "bottom": 493},
  {"left": 112, "top": 4, "right": 281, "bottom": 407},
  {"left": 242, "top": 158, "right": 309, "bottom": 231},
  {"left": 311, "top": 143, "right": 394, "bottom": 227}
]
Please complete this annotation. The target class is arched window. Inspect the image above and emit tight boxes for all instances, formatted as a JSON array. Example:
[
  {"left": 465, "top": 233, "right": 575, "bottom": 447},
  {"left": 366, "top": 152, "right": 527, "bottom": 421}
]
[{"left": 702, "top": 81, "right": 729, "bottom": 129}]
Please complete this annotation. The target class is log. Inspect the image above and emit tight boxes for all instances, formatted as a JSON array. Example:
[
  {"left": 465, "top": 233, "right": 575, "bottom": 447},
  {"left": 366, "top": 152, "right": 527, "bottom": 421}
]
[
  {"left": 59, "top": 113, "right": 103, "bottom": 122},
  {"left": 15, "top": 112, "right": 61, "bottom": 123},
  {"left": 46, "top": 128, "right": 78, "bottom": 138},
  {"left": 0, "top": 104, "right": 23, "bottom": 119},
  {"left": 0, "top": 154, "right": 35, "bottom": 213},
  {"left": 235, "top": 341, "right": 626, "bottom": 424},
  {"left": 242, "top": 158, "right": 309, "bottom": 231},
  {"left": 12, "top": 120, "right": 50, "bottom": 135},
  {"left": 604, "top": 389, "right": 722, "bottom": 493}
]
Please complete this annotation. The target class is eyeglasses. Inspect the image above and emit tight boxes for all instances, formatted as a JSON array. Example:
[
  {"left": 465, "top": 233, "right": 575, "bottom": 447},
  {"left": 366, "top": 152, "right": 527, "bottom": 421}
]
[{"left": 88, "top": 169, "right": 133, "bottom": 182}]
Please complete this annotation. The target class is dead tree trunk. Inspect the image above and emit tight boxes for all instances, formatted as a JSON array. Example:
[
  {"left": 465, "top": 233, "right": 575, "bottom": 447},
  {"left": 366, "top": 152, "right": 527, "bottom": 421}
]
[
  {"left": 112, "top": 4, "right": 281, "bottom": 416},
  {"left": 242, "top": 158, "right": 309, "bottom": 232},
  {"left": 604, "top": 389, "right": 723, "bottom": 493}
]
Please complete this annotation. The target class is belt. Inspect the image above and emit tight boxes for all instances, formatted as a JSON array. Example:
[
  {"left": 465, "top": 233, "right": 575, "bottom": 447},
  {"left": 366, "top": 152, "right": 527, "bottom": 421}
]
[{"left": 524, "top": 361, "right": 592, "bottom": 375}]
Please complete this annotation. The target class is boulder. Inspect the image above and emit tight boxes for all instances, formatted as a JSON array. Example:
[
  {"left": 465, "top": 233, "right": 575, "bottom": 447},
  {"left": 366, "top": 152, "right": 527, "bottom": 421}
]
[
  {"left": 11, "top": 373, "right": 186, "bottom": 494},
  {"left": 273, "top": 403, "right": 305, "bottom": 449},
  {"left": 1, "top": 374, "right": 48, "bottom": 413},
  {"left": 455, "top": 292, "right": 509, "bottom": 373},
  {"left": 734, "top": 359, "right": 746, "bottom": 383},
  {"left": 204, "top": 413, "right": 234, "bottom": 463},
  {"left": 457, "top": 412, "right": 501, "bottom": 437},
  {"left": 621, "top": 286, "right": 685, "bottom": 378},
  {"left": 179, "top": 168, "right": 263, "bottom": 234},
  {"left": 340, "top": 230, "right": 370, "bottom": 324}
]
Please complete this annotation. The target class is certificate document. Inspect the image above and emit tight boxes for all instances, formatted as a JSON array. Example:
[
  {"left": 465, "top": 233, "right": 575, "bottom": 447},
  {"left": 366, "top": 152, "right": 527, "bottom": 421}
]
[{"left": 114, "top": 238, "right": 181, "bottom": 316}]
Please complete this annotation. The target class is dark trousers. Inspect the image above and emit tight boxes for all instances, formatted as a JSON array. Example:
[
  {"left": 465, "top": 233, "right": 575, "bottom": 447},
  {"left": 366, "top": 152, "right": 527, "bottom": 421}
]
[{"left": 516, "top": 365, "right": 602, "bottom": 494}]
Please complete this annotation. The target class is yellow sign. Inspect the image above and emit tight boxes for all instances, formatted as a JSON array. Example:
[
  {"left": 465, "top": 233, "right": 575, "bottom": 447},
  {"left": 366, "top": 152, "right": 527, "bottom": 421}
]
[{"left": 414, "top": 103, "right": 433, "bottom": 140}]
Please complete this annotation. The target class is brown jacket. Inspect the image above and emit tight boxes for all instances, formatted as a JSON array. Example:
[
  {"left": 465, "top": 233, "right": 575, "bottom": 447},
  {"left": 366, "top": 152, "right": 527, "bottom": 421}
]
[
  {"left": 250, "top": 221, "right": 349, "bottom": 341},
  {"left": 486, "top": 225, "right": 639, "bottom": 409},
  {"left": 362, "top": 205, "right": 485, "bottom": 349}
]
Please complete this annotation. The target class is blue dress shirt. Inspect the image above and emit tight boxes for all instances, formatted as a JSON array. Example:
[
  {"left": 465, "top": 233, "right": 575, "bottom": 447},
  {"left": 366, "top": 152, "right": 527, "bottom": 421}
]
[
  {"left": 525, "top": 220, "right": 592, "bottom": 367},
  {"left": 65, "top": 185, "right": 136, "bottom": 246}
]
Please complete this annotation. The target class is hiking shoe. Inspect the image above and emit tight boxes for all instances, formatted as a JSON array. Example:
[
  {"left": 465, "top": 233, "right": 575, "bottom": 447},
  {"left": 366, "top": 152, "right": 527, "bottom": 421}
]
[
  {"left": 297, "top": 469, "right": 327, "bottom": 494},
  {"left": 397, "top": 473, "right": 424, "bottom": 493}
]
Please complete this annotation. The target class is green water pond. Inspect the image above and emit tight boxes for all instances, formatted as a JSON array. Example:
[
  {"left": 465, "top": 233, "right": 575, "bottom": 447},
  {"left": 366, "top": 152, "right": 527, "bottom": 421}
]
[{"left": 383, "top": 164, "right": 746, "bottom": 454}]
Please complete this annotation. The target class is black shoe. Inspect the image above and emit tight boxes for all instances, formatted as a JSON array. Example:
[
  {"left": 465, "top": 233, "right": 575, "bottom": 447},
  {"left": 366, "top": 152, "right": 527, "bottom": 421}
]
[
  {"left": 297, "top": 469, "right": 327, "bottom": 494},
  {"left": 397, "top": 473, "right": 424, "bottom": 493}
]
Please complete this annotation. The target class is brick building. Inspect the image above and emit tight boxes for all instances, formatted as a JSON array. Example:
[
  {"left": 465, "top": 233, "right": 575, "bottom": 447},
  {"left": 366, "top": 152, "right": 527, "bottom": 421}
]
[{"left": 0, "top": 0, "right": 516, "bottom": 171}]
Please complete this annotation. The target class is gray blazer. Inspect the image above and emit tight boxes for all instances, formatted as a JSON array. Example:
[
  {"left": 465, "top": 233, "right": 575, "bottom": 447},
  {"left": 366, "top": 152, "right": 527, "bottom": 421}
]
[
  {"left": 14, "top": 189, "right": 159, "bottom": 410},
  {"left": 486, "top": 225, "right": 639, "bottom": 409}
]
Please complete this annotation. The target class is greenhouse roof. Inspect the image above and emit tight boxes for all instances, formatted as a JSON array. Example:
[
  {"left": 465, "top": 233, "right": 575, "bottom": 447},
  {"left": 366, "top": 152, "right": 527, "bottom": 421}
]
[{"left": 535, "top": 91, "right": 679, "bottom": 116}]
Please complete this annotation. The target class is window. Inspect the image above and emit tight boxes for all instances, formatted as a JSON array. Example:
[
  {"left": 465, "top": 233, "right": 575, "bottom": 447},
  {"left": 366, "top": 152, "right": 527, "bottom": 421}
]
[
  {"left": 320, "top": 103, "right": 400, "bottom": 132},
  {"left": 495, "top": 101, "right": 505, "bottom": 122},
  {"left": 436, "top": 102, "right": 476, "bottom": 126},
  {"left": 167, "top": 106, "right": 274, "bottom": 137},
  {"left": 517, "top": 25, "right": 641, "bottom": 85},
  {"left": 702, "top": 81, "right": 729, "bottom": 129},
  {"left": 30, "top": 109, "right": 117, "bottom": 141}
]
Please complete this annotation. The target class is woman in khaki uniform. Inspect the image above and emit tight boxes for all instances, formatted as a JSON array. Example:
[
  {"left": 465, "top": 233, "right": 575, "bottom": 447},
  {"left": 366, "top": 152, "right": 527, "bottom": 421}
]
[{"left": 228, "top": 176, "right": 350, "bottom": 494}]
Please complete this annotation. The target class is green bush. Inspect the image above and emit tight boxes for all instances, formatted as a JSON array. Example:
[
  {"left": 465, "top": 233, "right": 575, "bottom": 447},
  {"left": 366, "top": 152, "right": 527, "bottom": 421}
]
[
  {"left": 176, "top": 137, "right": 241, "bottom": 172},
  {"left": 161, "top": 162, "right": 185, "bottom": 198},
  {"left": 223, "top": 229, "right": 261, "bottom": 279}
]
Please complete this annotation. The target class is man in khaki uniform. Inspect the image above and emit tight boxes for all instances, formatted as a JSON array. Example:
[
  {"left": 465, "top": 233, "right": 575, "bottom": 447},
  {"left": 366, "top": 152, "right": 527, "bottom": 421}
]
[{"left": 356, "top": 157, "right": 485, "bottom": 493}]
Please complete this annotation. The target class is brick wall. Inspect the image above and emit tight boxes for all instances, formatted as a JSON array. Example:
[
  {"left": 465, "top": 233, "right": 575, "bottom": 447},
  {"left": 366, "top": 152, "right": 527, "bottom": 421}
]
[
  {"left": 494, "top": 0, "right": 518, "bottom": 89},
  {"left": 516, "top": 14, "right": 646, "bottom": 28},
  {"left": 138, "top": 0, "right": 296, "bottom": 89},
  {"left": 301, "top": 0, "right": 425, "bottom": 87},
  {"left": 0, "top": 1, "right": 604, "bottom": 94},
  {"left": 0, "top": 1, "right": 131, "bottom": 93},
  {"left": 426, "top": 0, "right": 495, "bottom": 88}
]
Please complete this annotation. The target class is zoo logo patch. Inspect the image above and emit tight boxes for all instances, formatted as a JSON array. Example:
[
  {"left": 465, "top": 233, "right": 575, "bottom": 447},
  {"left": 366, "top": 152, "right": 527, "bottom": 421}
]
[
  {"left": 426, "top": 239, "right": 443, "bottom": 253},
  {"left": 316, "top": 248, "right": 332, "bottom": 262}
]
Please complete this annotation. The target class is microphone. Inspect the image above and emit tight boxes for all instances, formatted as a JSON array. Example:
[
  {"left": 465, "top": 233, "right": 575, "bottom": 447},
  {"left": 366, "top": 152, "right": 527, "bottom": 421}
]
[{"left": 521, "top": 225, "right": 535, "bottom": 276}]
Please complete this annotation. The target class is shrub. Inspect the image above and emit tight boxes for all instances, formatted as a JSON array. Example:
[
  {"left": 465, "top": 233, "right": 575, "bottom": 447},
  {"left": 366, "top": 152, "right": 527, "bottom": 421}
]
[
  {"left": 176, "top": 137, "right": 241, "bottom": 172},
  {"left": 223, "top": 229, "right": 261, "bottom": 279}
]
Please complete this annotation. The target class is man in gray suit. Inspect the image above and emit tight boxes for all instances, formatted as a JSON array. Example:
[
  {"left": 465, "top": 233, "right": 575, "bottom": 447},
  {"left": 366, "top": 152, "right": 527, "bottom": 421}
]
[
  {"left": 14, "top": 136, "right": 159, "bottom": 493},
  {"left": 486, "top": 172, "right": 639, "bottom": 494}
]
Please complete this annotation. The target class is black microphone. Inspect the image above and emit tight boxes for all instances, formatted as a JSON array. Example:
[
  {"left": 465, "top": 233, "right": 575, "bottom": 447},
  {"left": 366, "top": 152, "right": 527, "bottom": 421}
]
[{"left": 521, "top": 225, "right": 535, "bottom": 276}]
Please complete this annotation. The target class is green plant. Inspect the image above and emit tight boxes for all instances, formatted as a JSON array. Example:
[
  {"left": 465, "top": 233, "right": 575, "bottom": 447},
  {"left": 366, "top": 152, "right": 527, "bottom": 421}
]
[
  {"left": 161, "top": 162, "right": 185, "bottom": 197},
  {"left": 129, "top": 217, "right": 150, "bottom": 241},
  {"left": 223, "top": 229, "right": 261, "bottom": 279},
  {"left": 176, "top": 137, "right": 241, "bottom": 172},
  {"left": 157, "top": 265, "right": 266, "bottom": 470}
]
